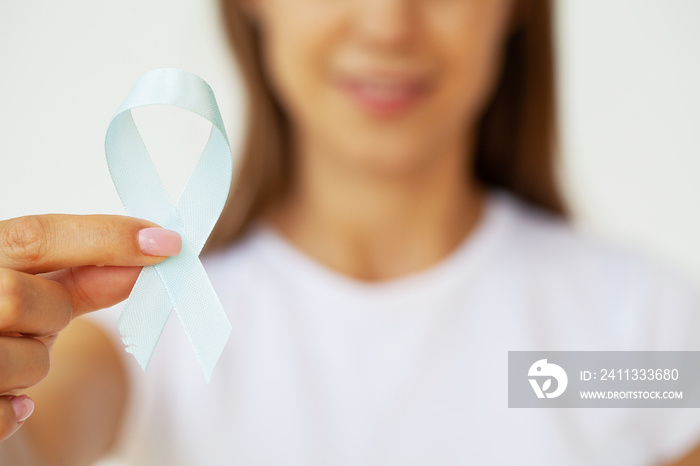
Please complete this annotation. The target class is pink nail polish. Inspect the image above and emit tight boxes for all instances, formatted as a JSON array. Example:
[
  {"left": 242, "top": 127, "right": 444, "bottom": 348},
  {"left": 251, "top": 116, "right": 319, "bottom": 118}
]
[
  {"left": 138, "top": 228, "right": 182, "bottom": 257},
  {"left": 10, "top": 395, "right": 34, "bottom": 423}
]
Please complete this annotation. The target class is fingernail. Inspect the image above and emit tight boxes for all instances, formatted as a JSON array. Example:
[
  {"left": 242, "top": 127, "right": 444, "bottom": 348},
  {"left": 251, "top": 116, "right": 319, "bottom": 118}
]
[
  {"left": 138, "top": 228, "right": 182, "bottom": 257},
  {"left": 10, "top": 395, "right": 34, "bottom": 423}
]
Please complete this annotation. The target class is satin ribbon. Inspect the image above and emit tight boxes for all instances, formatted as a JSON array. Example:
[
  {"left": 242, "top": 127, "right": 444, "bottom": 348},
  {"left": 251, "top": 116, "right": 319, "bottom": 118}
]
[{"left": 105, "top": 68, "right": 232, "bottom": 382}]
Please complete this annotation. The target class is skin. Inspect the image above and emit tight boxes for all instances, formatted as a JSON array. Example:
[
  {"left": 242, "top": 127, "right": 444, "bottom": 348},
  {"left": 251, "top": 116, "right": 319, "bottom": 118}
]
[
  {"left": 0, "top": 215, "right": 170, "bottom": 464},
  {"left": 257, "top": 0, "right": 503, "bottom": 280},
  {"left": 0, "top": 0, "right": 698, "bottom": 464}
]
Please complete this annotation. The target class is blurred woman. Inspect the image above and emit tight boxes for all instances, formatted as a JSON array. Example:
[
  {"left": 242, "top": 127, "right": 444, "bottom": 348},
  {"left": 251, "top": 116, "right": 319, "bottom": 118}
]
[{"left": 1, "top": 0, "right": 699, "bottom": 465}]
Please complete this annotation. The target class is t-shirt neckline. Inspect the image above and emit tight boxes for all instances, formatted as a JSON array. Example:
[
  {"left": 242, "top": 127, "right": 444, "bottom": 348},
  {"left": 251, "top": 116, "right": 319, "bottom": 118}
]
[{"left": 247, "top": 188, "right": 514, "bottom": 302}]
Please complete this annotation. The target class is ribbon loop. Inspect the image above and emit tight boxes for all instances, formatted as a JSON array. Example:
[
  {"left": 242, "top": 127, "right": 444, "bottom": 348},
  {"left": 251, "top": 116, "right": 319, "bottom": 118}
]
[{"left": 105, "top": 69, "right": 233, "bottom": 382}]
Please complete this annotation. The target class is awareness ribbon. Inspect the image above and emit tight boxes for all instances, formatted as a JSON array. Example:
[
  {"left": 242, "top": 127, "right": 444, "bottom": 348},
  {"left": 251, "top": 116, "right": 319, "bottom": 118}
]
[{"left": 105, "top": 68, "right": 232, "bottom": 382}]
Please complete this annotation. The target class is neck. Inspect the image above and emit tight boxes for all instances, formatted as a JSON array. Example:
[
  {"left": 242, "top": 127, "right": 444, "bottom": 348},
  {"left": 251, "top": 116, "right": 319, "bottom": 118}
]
[{"left": 266, "top": 132, "right": 487, "bottom": 282}]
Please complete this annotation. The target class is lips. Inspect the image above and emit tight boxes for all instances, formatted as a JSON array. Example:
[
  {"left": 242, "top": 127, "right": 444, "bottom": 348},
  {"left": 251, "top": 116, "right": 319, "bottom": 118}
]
[{"left": 335, "top": 73, "right": 431, "bottom": 117}]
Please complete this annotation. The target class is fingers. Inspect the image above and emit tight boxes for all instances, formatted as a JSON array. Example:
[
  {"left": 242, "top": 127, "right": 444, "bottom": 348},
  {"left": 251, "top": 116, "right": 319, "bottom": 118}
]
[
  {"left": 0, "top": 268, "right": 72, "bottom": 336},
  {"left": 0, "top": 214, "right": 164, "bottom": 445},
  {"left": 0, "top": 395, "right": 34, "bottom": 442},
  {"left": 0, "top": 337, "right": 46, "bottom": 444},
  {"left": 0, "top": 265, "right": 141, "bottom": 337},
  {"left": 45, "top": 265, "right": 142, "bottom": 317},
  {"left": 0, "top": 336, "right": 49, "bottom": 393},
  {"left": 0, "top": 214, "right": 181, "bottom": 274}
]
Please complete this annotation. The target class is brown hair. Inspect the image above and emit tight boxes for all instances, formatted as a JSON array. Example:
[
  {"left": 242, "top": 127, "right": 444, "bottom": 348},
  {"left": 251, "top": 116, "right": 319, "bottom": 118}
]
[{"left": 205, "top": 0, "right": 567, "bottom": 253}]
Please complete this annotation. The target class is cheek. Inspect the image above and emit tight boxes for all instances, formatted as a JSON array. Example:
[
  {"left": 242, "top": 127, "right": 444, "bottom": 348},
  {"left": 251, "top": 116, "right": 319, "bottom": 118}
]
[
  {"left": 429, "top": 3, "right": 512, "bottom": 135},
  {"left": 261, "top": 2, "right": 343, "bottom": 127}
]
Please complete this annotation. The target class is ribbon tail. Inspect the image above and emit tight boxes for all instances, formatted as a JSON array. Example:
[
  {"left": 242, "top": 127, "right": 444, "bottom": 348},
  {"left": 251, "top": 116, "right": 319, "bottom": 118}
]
[
  {"left": 118, "top": 265, "right": 173, "bottom": 371},
  {"left": 156, "top": 247, "right": 231, "bottom": 383}
]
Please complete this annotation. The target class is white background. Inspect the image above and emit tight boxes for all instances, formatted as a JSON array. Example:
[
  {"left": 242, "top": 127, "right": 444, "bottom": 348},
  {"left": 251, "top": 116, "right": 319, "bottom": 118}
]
[{"left": 1, "top": 0, "right": 699, "bottom": 290}]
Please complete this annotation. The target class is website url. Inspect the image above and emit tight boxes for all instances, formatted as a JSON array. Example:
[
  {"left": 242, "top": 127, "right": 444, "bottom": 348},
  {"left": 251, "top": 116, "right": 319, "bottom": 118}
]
[{"left": 580, "top": 391, "right": 682, "bottom": 400}]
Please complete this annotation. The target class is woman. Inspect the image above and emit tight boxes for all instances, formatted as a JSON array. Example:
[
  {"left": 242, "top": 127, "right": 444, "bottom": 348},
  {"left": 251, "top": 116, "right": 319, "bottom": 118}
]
[{"left": 1, "top": 0, "right": 699, "bottom": 464}]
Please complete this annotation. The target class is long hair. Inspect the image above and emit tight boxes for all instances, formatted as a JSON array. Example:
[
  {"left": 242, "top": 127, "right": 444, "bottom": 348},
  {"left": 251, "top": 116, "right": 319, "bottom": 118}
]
[{"left": 205, "top": 0, "right": 567, "bottom": 253}]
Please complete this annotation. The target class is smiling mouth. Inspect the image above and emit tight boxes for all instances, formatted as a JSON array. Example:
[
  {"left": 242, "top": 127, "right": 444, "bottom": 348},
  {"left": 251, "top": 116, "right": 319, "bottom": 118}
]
[{"left": 334, "top": 73, "right": 432, "bottom": 118}]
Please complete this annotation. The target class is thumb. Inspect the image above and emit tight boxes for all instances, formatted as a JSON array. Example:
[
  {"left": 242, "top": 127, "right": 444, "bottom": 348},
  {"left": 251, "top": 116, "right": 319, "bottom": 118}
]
[{"left": 45, "top": 265, "right": 142, "bottom": 317}]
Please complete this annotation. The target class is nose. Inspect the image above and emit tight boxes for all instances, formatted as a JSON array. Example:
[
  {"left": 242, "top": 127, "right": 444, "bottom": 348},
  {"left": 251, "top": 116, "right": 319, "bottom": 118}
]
[{"left": 354, "top": 0, "right": 417, "bottom": 53}]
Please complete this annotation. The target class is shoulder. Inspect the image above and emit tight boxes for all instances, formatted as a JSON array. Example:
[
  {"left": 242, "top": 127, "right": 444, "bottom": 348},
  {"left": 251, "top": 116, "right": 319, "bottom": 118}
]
[
  {"left": 201, "top": 229, "right": 260, "bottom": 276},
  {"left": 494, "top": 190, "right": 700, "bottom": 349},
  {"left": 495, "top": 189, "right": 693, "bottom": 288},
  {"left": 200, "top": 224, "right": 287, "bottom": 303}
]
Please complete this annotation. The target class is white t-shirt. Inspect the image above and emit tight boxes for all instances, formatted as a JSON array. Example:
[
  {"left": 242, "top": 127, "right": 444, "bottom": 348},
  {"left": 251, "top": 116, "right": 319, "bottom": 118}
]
[{"left": 91, "top": 188, "right": 700, "bottom": 466}]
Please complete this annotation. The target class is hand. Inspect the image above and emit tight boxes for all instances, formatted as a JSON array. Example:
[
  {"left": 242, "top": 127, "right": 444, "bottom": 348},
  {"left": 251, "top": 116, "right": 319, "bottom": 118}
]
[{"left": 0, "top": 214, "right": 181, "bottom": 442}]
